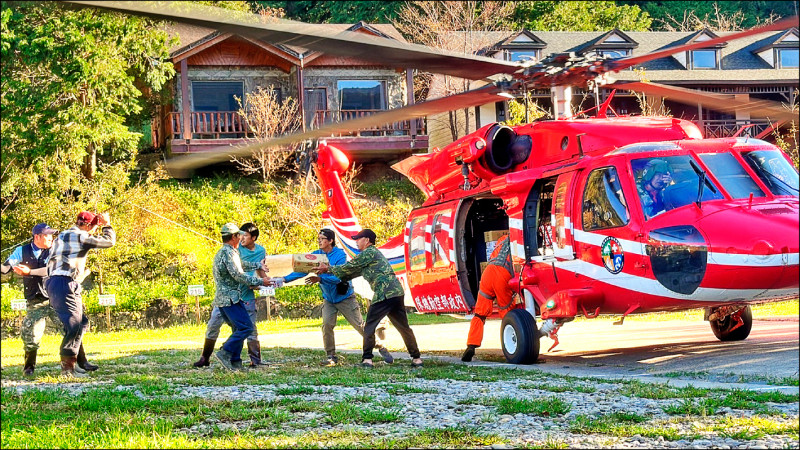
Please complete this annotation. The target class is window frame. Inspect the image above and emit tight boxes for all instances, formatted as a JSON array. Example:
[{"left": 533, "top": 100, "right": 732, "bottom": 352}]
[
  {"left": 777, "top": 48, "right": 799, "bottom": 69},
  {"left": 505, "top": 49, "right": 541, "bottom": 62},
  {"left": 336, "top": 79, "right": 387, "bottom": 111},
  {"left": 191, "top": 80, "right": 245, "bottom": 112},
  {"left": 581, "top": 166, "right": 631, "bottom": 231},
  {"left": 689, "top": 49, "right": 719, "bottom": 70}
]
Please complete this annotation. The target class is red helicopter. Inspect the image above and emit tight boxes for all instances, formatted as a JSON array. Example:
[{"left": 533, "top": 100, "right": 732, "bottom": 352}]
[{"left": 70, "top": 2, "right": 799, "bottom": 364}]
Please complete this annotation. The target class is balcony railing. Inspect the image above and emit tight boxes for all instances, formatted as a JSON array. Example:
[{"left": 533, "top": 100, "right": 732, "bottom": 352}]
[
  {"left": 698, "top": 119, "right": 777, "bottom": 139},
  {"left": 169, "top": 111, "right": 250, "bottom": 140},
  {"left": 311, "top": 109, "right": 426, "bottom": 136},
  {"left": 169, "top": 109, "right": 427, "bottom": 140}
]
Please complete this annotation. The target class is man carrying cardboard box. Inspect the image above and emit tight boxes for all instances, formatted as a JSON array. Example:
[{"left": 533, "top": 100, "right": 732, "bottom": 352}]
[
  {"left": 314, "top": 229, "right": 422, "bottom": 369},
  {"left": 272, "top": 228, "right": 393, "bottom": 367}
]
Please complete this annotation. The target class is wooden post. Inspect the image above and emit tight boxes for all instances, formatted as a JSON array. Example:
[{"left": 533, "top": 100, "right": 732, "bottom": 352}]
[
  {"left": 16, "top": 311, "right": 23, "bottom": 329},
  {"left": 99, "top": 268, "right": 111, "bottom": 331},
  {"left": 195, "top": 295, "right": 201, "bottom": 324},
  {"left": 266, "top": 296, "right": 271, "bottom": 322},
  {"left": 181, "top": 59, "right": 192, "bottom": 140}
]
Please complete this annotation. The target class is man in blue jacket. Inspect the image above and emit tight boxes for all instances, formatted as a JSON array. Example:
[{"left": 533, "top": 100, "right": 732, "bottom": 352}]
[{"left": 273, "top": 228, "right": 393, "bottom": 366}]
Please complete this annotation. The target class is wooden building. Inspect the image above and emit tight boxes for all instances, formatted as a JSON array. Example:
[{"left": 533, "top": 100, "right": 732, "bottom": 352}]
[{"left": 153, "top": 22, "right": 427, "bottom": 162}]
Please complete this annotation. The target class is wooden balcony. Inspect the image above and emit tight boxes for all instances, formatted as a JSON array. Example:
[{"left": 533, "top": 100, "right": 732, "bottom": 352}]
[
  {"left": 698, "top": 119, "right": 780, "bottom": 139},
  {"left": 311, "top": 109, "right": 426, "bottom": 137},
  {"left": 168, "top": 110, "right": 429, "bottom": 158}
]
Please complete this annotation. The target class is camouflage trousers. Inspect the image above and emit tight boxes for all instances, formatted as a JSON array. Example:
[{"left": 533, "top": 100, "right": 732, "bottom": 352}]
[{"left": 21, "top": 301, "right": 61, "bottom": 353}]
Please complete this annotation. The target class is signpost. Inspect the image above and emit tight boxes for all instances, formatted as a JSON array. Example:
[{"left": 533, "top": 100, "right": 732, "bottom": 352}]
[
  {"left": 10, "top": 299, "right": 26, "bottom": 329},
  {"left": 259, "top": 286, "right": 275, "bottom": 321},
  {"left": 98, "top": 294, "right": 116, "bottom": 330},
  {"left": 188, "top": 284, "right": 205, "bottom": 324}
]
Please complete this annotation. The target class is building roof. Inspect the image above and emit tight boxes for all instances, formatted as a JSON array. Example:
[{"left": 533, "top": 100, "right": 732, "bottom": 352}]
[{"left": 165, "top": 21, "right": 407, "bottom": 60}]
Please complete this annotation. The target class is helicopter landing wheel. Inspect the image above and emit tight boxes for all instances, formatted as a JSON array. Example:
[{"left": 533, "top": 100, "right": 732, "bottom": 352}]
[
  {"left": 500, "top": 309, "right": 540, "bottom": 364},
  {"left": 710, "top": 305, "right": 752, "bottom": 341}
]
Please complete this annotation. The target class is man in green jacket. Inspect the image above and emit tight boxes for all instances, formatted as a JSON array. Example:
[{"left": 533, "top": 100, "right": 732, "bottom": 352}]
[{"left": 315, "top": 229, "right": 422, "bottom": 368}]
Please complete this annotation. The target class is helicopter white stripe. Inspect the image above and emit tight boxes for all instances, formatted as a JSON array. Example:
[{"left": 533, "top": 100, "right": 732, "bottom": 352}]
[
  {"left": 556, "top": 259, "right": 799, "bottom": 302},
  {"left": 573, "top": 230, "right": 645, "bottom": 256},
  {"left": 709, "top": 252, "right": 799, "bottom": 267},
  {"left": 573, "top": 230, "right": 798, "bottom": 268},
  {"left": 511, "top": 242, "right": 526, "bottom": 259},
  {"left": 509, "top": 218, "right": 523, "bottom": 230}
]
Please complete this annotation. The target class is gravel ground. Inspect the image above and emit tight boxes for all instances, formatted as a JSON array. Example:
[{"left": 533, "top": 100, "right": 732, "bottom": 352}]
[{"left": 5, "top": 373, "right": 798, "bottom": 449}]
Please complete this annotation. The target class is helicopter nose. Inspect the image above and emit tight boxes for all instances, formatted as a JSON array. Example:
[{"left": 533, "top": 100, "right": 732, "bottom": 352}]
[{"left": 699, "top": 204, "right": 800, "bottom": 295}]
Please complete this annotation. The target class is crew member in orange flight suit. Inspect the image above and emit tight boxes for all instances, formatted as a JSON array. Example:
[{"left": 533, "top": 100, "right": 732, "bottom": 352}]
[{"left": 462, "top": 234, "right": 515, "bottom": 362}]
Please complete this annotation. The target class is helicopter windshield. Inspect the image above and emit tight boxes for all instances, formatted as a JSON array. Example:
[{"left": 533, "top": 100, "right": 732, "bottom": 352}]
[
  {"left": 740, "top": 150, "right": 800, "bottom": 197},
  {"left": 633, "top": 155, "right": 724, "bottom": 220}
]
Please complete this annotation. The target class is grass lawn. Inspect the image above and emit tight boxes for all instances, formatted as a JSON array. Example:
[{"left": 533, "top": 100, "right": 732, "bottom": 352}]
[{"left": 1, "top": 303, "right": 797, "bottom": 449}]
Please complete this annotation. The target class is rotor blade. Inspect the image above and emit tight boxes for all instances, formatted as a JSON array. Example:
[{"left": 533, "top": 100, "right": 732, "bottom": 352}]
[
  {"left": 610, "top": 16, "right": 799, "bottom": 71},
  {"left": 63, "top": 1, "right": 522, "bottom": 80},
  {"left": 610, "top": 81, "right": 799, "bottom": 123},
  {"left": 165, "top": 83, "right": 506, "bottom": 174}
]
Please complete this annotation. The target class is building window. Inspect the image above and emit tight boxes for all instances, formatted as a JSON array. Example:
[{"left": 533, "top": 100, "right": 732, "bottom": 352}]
[
  {"left": 192, "top": 81, "right": 244, "bottom": 112},
  {"left": 690, "top": 50, "right": 718, "bottom": 69},
  {"left": 506, "top": 49, "right": 540, "bottom": 62},
  {"left": 597, "top": 49, "right": 630, "bottom": 59},
  {"left": 337, "top": 80, "right": 386, "bottom": 111},
  {"left": 778, "top": 48, "right": 799, "bottom": 68}
]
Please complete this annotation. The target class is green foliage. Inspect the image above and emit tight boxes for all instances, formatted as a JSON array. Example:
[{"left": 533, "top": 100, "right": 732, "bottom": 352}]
[
  {"left": 512, "top": 1, "right": 652, "bottom": 31},
  {"left": 254, "top": 1, "right": 402, "bottom": 23},
  {"left": 621, "top": 1, "right": 797, "bottom": 30},
  {"left": 496, "top": 396, "right": 571, "bottom": 416}
]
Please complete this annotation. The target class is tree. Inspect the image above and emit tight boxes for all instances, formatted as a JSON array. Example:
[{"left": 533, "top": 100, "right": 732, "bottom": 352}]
[
  {"left": 394, "top": 1, "right": 515, "bottom": 141},
  {"left": 1, "top": 2, "right": 174, "bottom": 245},
  {"left": 511, "top": 1, "right": 652, "bottom": 31},
  {"left": 621, "top": 1, "right": 796, "bottom": 31},
  {"left": 253, "top": 1, "right": 401, "bottom": 23},
  {"left": 232, "top": 86, "right": 303, "bottom": 181}
]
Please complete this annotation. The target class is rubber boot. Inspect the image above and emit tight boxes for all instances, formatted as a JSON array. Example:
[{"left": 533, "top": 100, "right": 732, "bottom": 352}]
[
  {"left": 461, "top": 345, "right": 477, "bottom": 362},
  {"left": 61, "top": 355, "right": 87, "bottom": 378},
  {"left": 23, "top": 349, "right": 37, "bottom": 376},
  {"left": 193, "top": 338, "right": 216, "bottom": 367},
  {"left": 76, "top": 344, "right": 98, "bottom": 372},
  {"left": 247, "top": 339, "right": 269, "bottom": 367}
]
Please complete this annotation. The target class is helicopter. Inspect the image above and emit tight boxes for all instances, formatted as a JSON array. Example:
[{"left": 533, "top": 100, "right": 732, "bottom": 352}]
[{"left": 65, "top": 1, "right": 799, "bottom": 364}]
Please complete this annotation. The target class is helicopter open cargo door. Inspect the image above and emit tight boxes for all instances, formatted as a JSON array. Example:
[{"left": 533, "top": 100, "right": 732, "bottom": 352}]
[{"left": 406, "top": 202, "right": 471, "bottom": 313}]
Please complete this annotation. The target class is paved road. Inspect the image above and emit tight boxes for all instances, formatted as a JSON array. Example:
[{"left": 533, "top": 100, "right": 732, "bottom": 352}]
[{"left": 264, "top": 316, "right": 799, "bottom": 382}]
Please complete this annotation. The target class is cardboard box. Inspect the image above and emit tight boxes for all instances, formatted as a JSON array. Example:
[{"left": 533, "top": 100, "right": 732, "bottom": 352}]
[
  {"left": 291, "top": 253, "right": 328, "bottom": 272},
  {"left": 483, "top": 230, "right": 508, "bottom": 242},
  {"left": 480, "top": 261, "right": 489, "bottom": 273}
]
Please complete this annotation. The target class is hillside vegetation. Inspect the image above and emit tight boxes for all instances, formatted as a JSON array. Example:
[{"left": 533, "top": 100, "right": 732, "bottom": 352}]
[{"left": 0, "top": 171, "right": 424, "bottom": 319}]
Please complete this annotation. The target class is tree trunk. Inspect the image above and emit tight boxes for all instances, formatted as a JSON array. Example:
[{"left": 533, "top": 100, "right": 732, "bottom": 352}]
[{"left": 82, "top": 142, "right": 96, "bottom": 180}]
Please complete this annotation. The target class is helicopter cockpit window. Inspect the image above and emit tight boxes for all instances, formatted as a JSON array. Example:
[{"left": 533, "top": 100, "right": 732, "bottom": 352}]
[
  {"left": 409, "top": 216, "right": 428, "bottom": 271},
  {"left": 698, "top": 152, "right": 765, "bottom": 199},
  {"left": 633, "top": 155, "right": 724, "bottom": 220},
  {"left": 431, "top": 212, "right": 452, "bottom": 268},
  {"left": 741, "top": 150, "right": 800, "bottom": 197},
  {"left": 582, "top": 167, "right": 630, "bottom": 231}
]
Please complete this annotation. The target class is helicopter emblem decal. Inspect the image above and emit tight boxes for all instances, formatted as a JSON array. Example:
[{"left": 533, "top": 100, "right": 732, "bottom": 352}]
[{"left": 601, "top": 237, "right": 624, "bottom": 274}]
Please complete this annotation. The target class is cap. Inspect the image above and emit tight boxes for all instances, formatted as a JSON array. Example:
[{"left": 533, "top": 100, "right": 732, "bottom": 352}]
[
  {"left": 76, "top": 211, "right": 97, "bottom": 225},
  {"left": 220, "top": 222, "right": 240, "bottom": 236},
  {"left": 642, "top": 159, "right": 671, "bottom": 183},
  {"left": 319, "top": 229, "right": 336, "bottom": 241},
  {"left": 32, "top": 223, "right": 57, "bottom": 236},
  {"left": 351, "top": 228, "right": 376, "bottom": 244}
]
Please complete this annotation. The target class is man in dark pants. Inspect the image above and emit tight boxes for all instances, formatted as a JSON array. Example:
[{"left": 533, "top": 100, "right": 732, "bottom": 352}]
[
  {"left": 46, "top": 211, "right": 114, "bottom": 377},
  {"left": 212, "top": 223, "right": 271, "bottom": 371},
  {"left": 315, "top": 229, "right": 423, "bottom": 368},
  {"left": 1, "top": 223, "right": 61, "bottom": 376}
]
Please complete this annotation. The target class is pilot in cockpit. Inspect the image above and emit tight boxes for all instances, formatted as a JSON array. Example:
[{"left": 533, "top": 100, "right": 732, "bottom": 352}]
[{"left": 638, "top": 159, "right": 672, "bottom": 219}]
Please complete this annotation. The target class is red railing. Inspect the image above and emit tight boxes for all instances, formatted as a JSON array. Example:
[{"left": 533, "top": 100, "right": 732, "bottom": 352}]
[{"left": 311, "top": 109, "right": 426, "bottom": 136}]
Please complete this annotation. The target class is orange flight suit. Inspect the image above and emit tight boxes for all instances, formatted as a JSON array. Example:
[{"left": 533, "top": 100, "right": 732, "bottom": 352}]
[{"left": 467, "top": 235, "right": 515, "bottom": 347}]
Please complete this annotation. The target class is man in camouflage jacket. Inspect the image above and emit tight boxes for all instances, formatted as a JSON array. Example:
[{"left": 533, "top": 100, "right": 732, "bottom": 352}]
[{"left": 315, "top": 229, "right": 422, "bottom": 368}]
